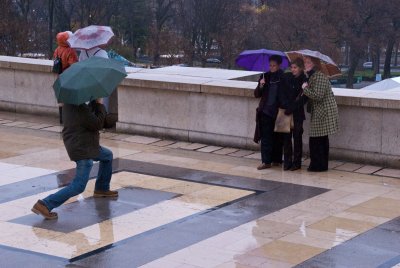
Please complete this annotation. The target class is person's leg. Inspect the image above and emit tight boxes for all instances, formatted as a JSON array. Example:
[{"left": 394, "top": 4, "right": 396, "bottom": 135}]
[
  {"left": 283, "top": 132, "right": 293, "bottom": 170},
  {"left": 308, "top": 136, "right": 327, "bottom": 171},
  {"left": 58, "top": 103, "right": 63, "bottom": 124},
  {"left": 321, "top": 136, "right": 329, "bottom": 171},
  {"left": 292, "top": 121, "right": 304, "bottom": 169},
  {"left": 272, "top": 132, "right": 283, "bottom": 165},
  {"left": 259, "top": 114, "right": 274, "bottom": 167},
  {"left": 42, "top": 159, "right": 93, "bottom": 211},
  {"left": 308, "top": 136, "right": 317, "bottom": 170},
  {"left": 93, "top": 146, "right": 118, "bottom": 197},
  {"left": 93, "top": 146, "right": 113, "bottom": 191}
]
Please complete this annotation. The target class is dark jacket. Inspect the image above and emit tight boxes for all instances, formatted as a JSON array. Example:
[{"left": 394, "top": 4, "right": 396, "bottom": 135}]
[
  {"left": 253, "top": 69, "right": 288, "bottom": 143},
  {"left": 62, "top": 102, "right": 107, "bottom": 161},
  {"left": 283, "top": 72, "right": 308, "bottom": 122}
]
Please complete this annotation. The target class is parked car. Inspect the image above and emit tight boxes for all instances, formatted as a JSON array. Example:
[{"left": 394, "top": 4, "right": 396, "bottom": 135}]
[
  {"left": 363, "top": 62, "right": 373, "bottom": 68},
  {"left": 173, "top": 64, "right": 189, "bottom": 67},
  {"left": 206, "top": 58, "right": 221, "bottom": 64}
]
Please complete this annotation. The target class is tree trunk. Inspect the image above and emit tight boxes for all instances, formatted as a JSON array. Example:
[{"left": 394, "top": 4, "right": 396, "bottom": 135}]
[
  {"left": 346, "top": 51, "right": 360, "bottom": 89},
  {"left": 132, "top": 46, "right": 138, "bottom": 61},
  {"left": 373, "top": 45, "right": 380, "bottom": 76},
  {"left": 383, "top": 38, "right": 395, "bottom": 79},
  {"left": 345, "top": 44, "right": 349, "bottom": 66},
  {"left": 48, "top": 0, "right": 54, "bottom": 59},
  {"left": 395, "top": 41, "right": 399, "bottom": 67},
  {"left": 153, "top": 31, "right": 160, "bottom": 66}
]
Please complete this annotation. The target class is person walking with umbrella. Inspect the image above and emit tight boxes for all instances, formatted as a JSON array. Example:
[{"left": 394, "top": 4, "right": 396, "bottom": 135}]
[
  {"left": 301, "top": 55, "right": 339, "bottom": 172},
  {"left": 31, "top": 57, "right": 127, "bottom": 220},
  {"left": 31, "top": 97, "right": 118, "bottom": 219},
  {"left": 253, "top": 55, "right": 289, "bottom": 170}
]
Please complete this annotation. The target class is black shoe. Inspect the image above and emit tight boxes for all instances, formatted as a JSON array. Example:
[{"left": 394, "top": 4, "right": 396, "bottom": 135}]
[
  {"left": 290, "top": 165, "right": 301, "bottom": 171},
  {"left": 257, "top": 163, "right": 272, "bottom": 170},
  {"left": 283, "top": 165, "right": 292, "bottom": 171},
  {"left": 307, "top": 167, "right": 328, "bottom": 172}
]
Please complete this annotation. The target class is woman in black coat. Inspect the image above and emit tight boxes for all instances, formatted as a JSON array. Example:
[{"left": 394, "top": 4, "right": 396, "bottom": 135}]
[
  {"left": 254, "top": 55, "right": 288, "bottom": 170},
  {"left": 283, "top": 58, "right": 307, "bottom": 171}
]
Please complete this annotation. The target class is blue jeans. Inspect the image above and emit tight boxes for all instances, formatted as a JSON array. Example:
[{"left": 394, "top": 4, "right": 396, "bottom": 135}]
[{"left": 42, "top": 146, "right": 113, "bottom": 211}]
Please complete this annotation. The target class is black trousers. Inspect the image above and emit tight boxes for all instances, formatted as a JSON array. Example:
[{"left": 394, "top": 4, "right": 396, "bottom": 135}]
[
  {"left": 58, "top": 106, "right": 63, "bottom": 124},
  {"left": 260, "top": 113, "right": 283, "bottom": 164},
  {"left": 283, "top": 120, "right": 304, "bottom": 168},
  {"left": 309, "top": 135, "right": 329, "bottom": 171}
]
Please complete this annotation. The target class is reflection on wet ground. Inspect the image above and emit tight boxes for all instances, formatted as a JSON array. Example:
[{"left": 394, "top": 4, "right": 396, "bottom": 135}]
[{"left": 0, "top": 111, "right": 399, "bottom": 267}]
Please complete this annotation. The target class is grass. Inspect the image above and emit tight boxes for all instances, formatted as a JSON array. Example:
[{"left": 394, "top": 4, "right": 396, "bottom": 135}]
[{"left": 352, "top": 70, "right": 400, "bottom": 79}]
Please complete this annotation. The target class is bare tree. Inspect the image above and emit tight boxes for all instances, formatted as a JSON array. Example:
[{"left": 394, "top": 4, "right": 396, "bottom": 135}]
[
  {"left": 149, "top": 0, "right": 177, "bottom": 65},
  {"left": 48, "top": 0, "right": 54, "bottom": 58},
  {"left": 215, "top": 1, "right": 256, "bottom": 69},
  {"left": 69, "top": 0, "right": 120, "bottom": 28},
  {"left": 177, "top": 0, "right": 236, "bottom": 66},
  {"left": 112, "top": 0, "right": 150, "bottom": 60},
  {"left": 381, "top": 0, "right": 400, "bottom": 78},
  {"left": 0, "top": 0, "right": 21, "bottom": 55}
]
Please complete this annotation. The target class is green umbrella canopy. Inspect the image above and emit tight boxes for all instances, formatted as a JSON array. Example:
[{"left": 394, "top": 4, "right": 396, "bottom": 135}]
[{"left": 53, "top": 57, "right": 127, "bottom": 105}]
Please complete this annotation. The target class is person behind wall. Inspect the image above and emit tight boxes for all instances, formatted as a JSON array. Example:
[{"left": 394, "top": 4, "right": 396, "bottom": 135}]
[
  {"left": 282, "top": 58, "right": 308, "bottom": 171},
  {"left": 253, "top": 55, "right": 288, "bottom": 170},
  {"left": 302, "top": 56, "right": 339, "bottom": 172},
  {"left": 31, "top": 98, "right": 118, "bottom": 220},
  {"left": 53, "top": 31, "right": 78, "bottom": 124}
]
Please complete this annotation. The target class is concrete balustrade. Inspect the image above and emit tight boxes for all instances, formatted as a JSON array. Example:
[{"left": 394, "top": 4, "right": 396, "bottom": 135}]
[
  {"left": 1, "top": 55, "right": 400, "bottom": 167},
  {"left": 0, "top": 56, "right": 58, "bottom": 115}
]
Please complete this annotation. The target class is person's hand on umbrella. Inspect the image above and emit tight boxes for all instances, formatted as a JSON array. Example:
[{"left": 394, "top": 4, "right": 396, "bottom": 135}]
[{"left": 259, "top": 78, "right": 266, "bottom": 88}]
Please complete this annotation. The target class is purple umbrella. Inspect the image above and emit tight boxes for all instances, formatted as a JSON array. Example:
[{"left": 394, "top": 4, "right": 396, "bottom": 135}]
[{"left": 235, "top": 49, "right": 289, "bottom": 73}]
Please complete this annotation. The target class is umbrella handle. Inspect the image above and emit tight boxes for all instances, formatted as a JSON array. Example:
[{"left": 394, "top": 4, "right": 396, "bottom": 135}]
[{"left": 262, "top": 54, "right": 265, "bottom": 79}]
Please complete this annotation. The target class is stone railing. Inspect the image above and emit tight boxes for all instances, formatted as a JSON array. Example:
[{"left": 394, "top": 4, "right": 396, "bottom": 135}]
[
  {"left": 0, "top": 56, "right": 58, "bottom": 115},
  {"left": 1, "top": 55, "right": 400, "bottom": 167}
]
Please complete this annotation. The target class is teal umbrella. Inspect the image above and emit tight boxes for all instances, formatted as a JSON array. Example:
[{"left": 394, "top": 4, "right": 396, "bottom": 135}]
[{"left": 53, "top": 57, "right": 127, "bottom": 105}]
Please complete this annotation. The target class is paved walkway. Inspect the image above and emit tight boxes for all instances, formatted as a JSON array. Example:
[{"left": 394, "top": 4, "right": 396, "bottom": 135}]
[{"left": 0, "top": 111, "right": 399, "bottom": 268}]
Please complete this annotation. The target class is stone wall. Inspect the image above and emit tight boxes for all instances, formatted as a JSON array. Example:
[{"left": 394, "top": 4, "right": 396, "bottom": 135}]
[
  {"left": 1, "top": 56, "right": 400, "bottom": 167},
  {"left": 0, "top": 56, "right": 58, "bottom": 115}
]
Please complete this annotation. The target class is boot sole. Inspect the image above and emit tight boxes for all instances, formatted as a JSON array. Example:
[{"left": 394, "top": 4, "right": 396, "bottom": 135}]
[
  {"left": 31, "top": 208, "right": 58, "bottom": 220},
  {"left": 93, "top": 194, "right": 119, "bottom": 198}
]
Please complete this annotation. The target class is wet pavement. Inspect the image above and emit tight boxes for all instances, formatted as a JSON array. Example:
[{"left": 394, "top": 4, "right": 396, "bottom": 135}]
[{"left": 0, "top": 111, "right": 398, "bottom": 267}]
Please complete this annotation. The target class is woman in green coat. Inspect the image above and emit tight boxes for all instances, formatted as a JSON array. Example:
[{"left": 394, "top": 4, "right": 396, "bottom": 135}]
[{"left": 302, "top": 56, "right": 339, "bottom": 172}]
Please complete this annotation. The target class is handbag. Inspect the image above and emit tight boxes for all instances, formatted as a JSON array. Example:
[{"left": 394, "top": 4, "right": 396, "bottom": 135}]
[
  {"left": 274, "top": 108, "right": 293, "bottom": 133},
  {"left": 52, "top": 49, "right": 65, "bottom": 74},
  {"left": 52, "top": 56, "right": 62, "bottom": 74}
]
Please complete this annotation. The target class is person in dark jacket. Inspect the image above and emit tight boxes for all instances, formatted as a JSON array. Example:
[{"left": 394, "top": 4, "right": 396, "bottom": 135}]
[
  {"left": 254, "top": 55, "right": 288, "bottom": 170},
  {"left": 283, "top": 58, "right": 308, "bottom": 171},
  {"left": 31, "top": 99, "right": 118, "bottom": 220}
]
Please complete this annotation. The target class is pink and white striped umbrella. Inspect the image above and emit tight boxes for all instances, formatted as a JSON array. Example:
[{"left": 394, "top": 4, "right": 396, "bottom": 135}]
[{"left": 68, "top": 25, "right": 114, "bottom": 50}]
